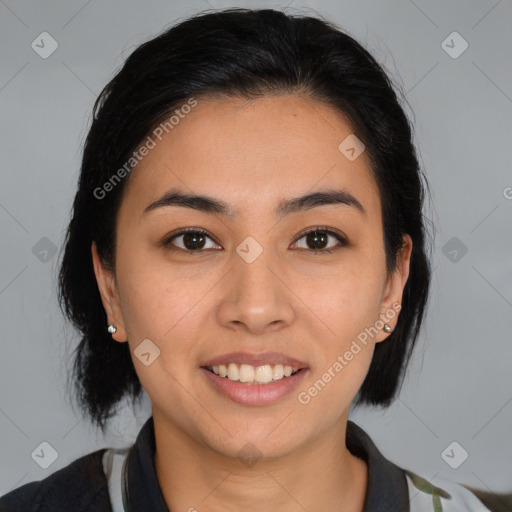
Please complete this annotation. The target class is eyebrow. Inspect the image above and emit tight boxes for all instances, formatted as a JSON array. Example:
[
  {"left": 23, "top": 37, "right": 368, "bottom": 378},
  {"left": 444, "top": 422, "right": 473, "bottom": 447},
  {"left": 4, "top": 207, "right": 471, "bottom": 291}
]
[{"left": 142, "top": 187, "right": 366, "bottom": 219}]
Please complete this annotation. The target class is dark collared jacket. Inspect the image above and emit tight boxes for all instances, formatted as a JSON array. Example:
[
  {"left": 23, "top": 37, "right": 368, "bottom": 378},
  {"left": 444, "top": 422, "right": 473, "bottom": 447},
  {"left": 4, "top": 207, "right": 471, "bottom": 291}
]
[{"left": 1, "top": 417, "right": 504, "bottom": 511}]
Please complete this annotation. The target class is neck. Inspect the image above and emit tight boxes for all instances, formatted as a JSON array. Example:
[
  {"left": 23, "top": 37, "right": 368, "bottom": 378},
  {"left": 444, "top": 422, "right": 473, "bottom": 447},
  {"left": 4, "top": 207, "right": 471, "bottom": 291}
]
[{"left": 153, "top": 411, "right": 368, "bottom": 512}]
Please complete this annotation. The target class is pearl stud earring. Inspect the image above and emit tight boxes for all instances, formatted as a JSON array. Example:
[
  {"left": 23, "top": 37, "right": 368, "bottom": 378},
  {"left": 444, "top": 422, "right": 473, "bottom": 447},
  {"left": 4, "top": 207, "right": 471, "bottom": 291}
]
[
  {"left": 107, "top": 324, "right": 117, "bottom": 334},
  {"left": 383, "top": 324, "right": 392, "bottom": 333}
]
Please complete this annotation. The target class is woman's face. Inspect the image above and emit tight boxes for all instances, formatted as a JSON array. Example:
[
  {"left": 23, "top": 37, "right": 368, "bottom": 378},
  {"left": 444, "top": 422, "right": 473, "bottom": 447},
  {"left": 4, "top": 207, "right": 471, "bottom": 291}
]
[{"left": 93, "top": 93, "right": 411, "bottom": 459}]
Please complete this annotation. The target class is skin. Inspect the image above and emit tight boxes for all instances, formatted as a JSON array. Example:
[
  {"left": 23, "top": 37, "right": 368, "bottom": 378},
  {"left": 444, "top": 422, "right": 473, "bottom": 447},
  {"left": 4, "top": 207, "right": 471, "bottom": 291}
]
[{"left": 92, "top": 93, "right": 412, "bottom": 512}]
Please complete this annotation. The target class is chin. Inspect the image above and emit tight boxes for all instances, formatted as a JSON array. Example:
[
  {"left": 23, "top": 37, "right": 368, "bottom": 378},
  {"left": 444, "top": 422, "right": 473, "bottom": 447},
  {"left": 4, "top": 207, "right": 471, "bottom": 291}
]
[{"left": 198, "top": 422, "right": 309, "bottom": 463}]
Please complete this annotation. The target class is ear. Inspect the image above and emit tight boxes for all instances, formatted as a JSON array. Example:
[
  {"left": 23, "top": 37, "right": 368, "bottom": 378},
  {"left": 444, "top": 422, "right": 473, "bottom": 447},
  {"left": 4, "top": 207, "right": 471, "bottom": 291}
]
[
  {"left": 375, "top": 234, "right": 413, "bottom": 343},
  {"left": 91, "top": 241, "right": 128, "bottom": 343}
]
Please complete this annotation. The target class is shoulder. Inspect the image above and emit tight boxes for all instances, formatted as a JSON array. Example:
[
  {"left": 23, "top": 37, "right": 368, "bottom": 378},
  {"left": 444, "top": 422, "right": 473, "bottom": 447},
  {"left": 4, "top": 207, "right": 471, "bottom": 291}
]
[
  {"left": 0, "top": 449, "right": 112, "bottom": 512},
  {"left": 405, "top": 470, "right": 510, "bottom": 512}
]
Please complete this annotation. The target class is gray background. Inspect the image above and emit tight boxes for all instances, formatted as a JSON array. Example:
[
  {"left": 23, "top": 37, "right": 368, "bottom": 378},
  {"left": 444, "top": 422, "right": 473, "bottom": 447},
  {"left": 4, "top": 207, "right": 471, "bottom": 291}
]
[{"left": 1, "top": 0, "right": 511, "bottom": 498}]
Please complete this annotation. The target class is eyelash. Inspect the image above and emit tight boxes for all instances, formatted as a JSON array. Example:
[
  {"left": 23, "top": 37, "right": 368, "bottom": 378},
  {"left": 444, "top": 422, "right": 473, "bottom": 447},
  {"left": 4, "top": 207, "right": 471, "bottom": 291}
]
[{"left": 162, "top": 226, "right": 348, "bottom": 255}]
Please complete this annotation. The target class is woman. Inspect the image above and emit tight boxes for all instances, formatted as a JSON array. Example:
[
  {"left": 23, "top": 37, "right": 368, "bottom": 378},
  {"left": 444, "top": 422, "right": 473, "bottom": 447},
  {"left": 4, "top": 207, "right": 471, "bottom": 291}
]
[{"left": 0, "top": 8, "right": 503, "bottom": 512}]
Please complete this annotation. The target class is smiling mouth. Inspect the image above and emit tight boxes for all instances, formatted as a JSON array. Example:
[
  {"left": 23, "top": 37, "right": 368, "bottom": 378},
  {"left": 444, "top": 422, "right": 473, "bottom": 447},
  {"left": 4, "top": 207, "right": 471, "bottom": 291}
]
[{"left": 202, "top": 363, "right": 302, "bottom": 385}]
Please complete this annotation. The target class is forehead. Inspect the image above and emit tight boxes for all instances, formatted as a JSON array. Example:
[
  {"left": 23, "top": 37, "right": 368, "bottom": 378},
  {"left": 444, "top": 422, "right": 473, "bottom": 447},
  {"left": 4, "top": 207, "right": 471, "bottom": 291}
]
[{"left": 120, "top": 93, "right": 380, "bottom": 222}]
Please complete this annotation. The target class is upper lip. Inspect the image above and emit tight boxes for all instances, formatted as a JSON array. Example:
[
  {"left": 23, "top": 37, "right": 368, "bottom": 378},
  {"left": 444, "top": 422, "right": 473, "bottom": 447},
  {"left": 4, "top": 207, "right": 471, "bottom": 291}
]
[{"left": 200, "top": 351, "right": 309, "bottom": 369}]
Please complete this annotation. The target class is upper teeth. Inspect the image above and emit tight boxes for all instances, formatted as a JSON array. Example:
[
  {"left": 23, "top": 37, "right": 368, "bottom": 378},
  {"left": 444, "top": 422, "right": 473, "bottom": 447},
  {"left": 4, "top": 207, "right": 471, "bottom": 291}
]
[{"left": 209, "top": 363, "right": 299, "bottom": 384}]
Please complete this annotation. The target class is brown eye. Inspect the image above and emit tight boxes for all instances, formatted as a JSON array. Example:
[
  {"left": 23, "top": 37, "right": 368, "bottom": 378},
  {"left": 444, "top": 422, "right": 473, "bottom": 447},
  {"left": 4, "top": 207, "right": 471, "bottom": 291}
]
[
  {"left": 163, "top": 229, "right": 221, "bottom": 252},
  {"left": 162, "top": 226, "right": 347, "bottom": 255},
  {"left": 292, "top": 227, "right": 348, "bottom": 253}
]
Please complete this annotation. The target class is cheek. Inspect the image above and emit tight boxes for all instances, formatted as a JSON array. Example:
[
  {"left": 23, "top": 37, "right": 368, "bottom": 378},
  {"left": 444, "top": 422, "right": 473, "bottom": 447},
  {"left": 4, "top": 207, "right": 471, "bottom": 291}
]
[
  {"left": 113, "top": 246, "right": 173, "bottom": 344},
  {"left": 115, "top": 235, "right": 190, "bottom": 330},
  {"left": 307, "top": 260, "right": 384, "bottom": 331},
  {"left": 294, "top": 333, "right": 375, "bottom": 431},
  {"left": 295, "top": 272, "right": 381, "bottom": 418},
  {"left": 299, "top": 254, "right": 385, "bottom": 397},
  {"left": 114, "top": 244, "right": 225, "bottom": 377},
  {"left": 114, "top": 264, "right": 202, "bottom": 404}
]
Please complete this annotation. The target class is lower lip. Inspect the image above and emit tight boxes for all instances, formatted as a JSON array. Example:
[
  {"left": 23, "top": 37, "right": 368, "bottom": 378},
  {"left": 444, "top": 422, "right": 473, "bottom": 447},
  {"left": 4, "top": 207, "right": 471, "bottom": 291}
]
[{"left": 200, "top": 367, "right": 308, "bottom": 406}]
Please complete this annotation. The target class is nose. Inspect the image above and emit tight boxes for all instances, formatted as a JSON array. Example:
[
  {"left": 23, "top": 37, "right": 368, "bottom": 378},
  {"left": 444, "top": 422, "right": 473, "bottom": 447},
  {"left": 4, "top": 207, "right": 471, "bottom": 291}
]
[{"left": 216, "top": 240, "right": 295, "bottom": 334}]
